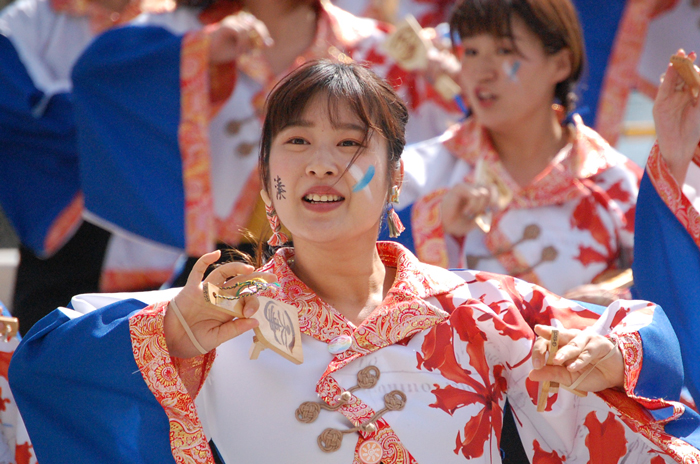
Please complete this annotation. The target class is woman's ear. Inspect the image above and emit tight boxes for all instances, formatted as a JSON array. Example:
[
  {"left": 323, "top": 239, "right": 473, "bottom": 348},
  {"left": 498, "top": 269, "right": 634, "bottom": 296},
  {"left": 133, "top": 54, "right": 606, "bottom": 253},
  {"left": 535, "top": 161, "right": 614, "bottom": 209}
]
[
  {"left": 551, "top": 47, "right": 573, "bottom": 85},
  {"left": 260, "top": 189, "right": 272, "bottom": 207}
]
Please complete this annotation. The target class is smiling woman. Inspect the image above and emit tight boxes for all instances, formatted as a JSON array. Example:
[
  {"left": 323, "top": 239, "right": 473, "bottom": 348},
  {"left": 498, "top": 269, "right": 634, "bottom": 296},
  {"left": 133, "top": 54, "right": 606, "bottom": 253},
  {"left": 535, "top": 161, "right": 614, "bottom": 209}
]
[
  {"left": 260, "top": 61, "right": 406, "bottom": 265},
  {"left": 398, "top": 0, "right": 642, "bottom": 307},
  {"left": 8, "top": 60, "right": 700, "bottom": 464}
]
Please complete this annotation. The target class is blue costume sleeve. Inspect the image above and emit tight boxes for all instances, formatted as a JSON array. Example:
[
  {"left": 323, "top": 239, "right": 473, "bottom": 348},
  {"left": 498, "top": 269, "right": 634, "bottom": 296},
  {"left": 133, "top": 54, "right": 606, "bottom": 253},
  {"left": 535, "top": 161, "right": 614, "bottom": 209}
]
[
  {"left": 0, "top": 34, "right": 80, "bottom": 255},
  {"left": 633, "top": 172, "right": 700, "bottom": 404},
  {"left": 8, "top": 300, "right": 177, "bottom": 464},
  {"left": 72, "top": 25, "right": 186, "bottom": 249},
  {"left": 571, "top": 0, "right": 626, "bottom": 126},
  {"left": 636, "top": 305, "right": 700, "bottom": 447}
]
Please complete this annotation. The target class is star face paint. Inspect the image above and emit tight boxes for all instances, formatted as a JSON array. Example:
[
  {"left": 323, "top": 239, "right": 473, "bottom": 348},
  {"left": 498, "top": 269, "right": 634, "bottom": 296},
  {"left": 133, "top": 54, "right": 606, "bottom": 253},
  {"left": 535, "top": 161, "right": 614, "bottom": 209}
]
[
  {"left": 503, "top": 60, "right": 521, "bottom": 82},
  {"left": 350, "top": 164, "right": 375, "bottom": 193}
]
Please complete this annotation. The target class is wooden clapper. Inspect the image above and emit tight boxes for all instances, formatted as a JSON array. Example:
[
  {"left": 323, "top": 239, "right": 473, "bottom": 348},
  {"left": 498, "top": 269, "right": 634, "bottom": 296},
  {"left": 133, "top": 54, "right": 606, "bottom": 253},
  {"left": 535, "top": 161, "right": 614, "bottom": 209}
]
[
  {"left": 382, "top": 14, "right": 462, "bottom": 101},
  {"left": 537, "top": 328, "right": 587, "bottom": 412},
  {"left": 203, "top": 282, "right": 303, "bottom": 364},
  {"left": 670, "top": 53, "right": 700, "bottom": 97},
  {"left": 472, "top": 158, "right": 513, "bottom": 234},
  {"left": 0, "top": 316, "right": 18, "bottom": 342}
]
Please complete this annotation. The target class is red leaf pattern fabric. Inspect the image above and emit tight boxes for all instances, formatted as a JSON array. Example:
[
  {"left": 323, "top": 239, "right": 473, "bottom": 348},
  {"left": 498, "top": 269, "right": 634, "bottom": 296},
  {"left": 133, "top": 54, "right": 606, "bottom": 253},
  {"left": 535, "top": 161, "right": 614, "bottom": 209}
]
[{"left": 584, "top": 412, "right": 627, "bottom": 464}]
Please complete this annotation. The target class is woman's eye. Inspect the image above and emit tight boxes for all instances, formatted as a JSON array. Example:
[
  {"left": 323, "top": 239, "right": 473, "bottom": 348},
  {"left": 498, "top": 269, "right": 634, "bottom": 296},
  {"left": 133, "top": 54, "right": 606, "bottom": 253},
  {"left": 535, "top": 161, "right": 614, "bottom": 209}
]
[
  {"left": 287, "top": 137, "right": 308, "bottom": 145},
  {"left": 339, "top": 140, "right": 361, "bottom": 147},
  {"left": 463, "top": 48, "right": 477, "bottom": 57},
  {"left": 497, "top": 47, "right": 514, "bottom": 55}
]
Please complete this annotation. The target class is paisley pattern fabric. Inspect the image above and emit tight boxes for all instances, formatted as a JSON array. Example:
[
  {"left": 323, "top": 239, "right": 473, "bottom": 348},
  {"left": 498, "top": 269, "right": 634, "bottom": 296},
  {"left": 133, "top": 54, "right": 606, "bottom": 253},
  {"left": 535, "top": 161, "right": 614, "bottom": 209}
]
[{"left": 645, "top": 143, "right": 700, "bottom": 248}]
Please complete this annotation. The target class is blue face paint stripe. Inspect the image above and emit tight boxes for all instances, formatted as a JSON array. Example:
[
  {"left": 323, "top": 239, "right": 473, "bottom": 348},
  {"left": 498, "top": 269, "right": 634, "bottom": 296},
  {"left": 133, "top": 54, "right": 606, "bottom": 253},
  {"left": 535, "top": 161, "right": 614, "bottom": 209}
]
[
  {"left": 507, "top": 60, "right": 521, "bottom": 80},
  {"left": 352, "top": 165, "right": 375, "bottom": 192}
]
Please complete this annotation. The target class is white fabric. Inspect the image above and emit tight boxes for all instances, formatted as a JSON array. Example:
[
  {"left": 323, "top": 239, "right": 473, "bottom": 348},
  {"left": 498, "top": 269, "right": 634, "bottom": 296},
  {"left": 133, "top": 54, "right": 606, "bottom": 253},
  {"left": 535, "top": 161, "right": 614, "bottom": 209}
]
[
  {"left": 0, "top": 0, "right": 93, "bottom": 96},
  {"left": 66, "top": 287, "right": 181, "bottom": 316}
]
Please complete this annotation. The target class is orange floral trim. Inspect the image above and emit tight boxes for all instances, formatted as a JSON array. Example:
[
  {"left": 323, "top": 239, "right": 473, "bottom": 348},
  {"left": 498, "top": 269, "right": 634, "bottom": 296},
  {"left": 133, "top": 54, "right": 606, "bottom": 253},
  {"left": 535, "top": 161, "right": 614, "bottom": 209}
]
[
  {"left": 615, "top": 332, "right": 643, "bottom": 394},
  {"left": 50, "top": 0, "right": 89, "bottom": 15},
  {"left": 50, "top": 0, "right": 173, "bottom": 33},
  {"left": 614, "top": 331, "right": 685, "bottom": 419},
  {"left": 411, "top": 188, "right": 449, "bottom": 268},
  {"left": 129, "top": 302, "right": 215, "bottom": 464},
  {"left": 99, "top": 269, "right": 174, "bottom": 293},
  {"left": 595, "top": 0, "right": 653, "bottom": 145},
  {"left": 43, "top": 193, "right": 83, "bottom": 257},
  {"left": 180, "top": 31, "right": 216, "bottom": 257},
  {"left": 646, "top": 144, "right": 700, "bottom": 249},
  {"left": 208, "top": 61, "right": 237, "bottom": 117}
]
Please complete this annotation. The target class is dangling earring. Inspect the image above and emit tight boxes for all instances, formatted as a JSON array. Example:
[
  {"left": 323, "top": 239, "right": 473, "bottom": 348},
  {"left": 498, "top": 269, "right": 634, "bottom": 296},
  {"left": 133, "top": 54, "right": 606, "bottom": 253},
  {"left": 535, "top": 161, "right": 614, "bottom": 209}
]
[
  {"left": 260, "top": 190, "right": 289, "bottom": 246},
  {"left": 386, "top": 186, "right": 405, "bottom": 238}
]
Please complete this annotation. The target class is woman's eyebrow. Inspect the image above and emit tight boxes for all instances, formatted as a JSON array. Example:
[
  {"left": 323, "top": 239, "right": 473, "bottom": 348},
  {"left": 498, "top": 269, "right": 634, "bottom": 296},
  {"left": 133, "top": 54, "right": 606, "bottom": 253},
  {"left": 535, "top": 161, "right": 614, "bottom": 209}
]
[
  {"left": 283, "top": 120, "right": 365, "bottom": 132},
  {"left": 284, "top": 119, "right": 313, "bottom": 128},
  {"left": 334, "top": 122, "right": 365, "bottom": 132}
]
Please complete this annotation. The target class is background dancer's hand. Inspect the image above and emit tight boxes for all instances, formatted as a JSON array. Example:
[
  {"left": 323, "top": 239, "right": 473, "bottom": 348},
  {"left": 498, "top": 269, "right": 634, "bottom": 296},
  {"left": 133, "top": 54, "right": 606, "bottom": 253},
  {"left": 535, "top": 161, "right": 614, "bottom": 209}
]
[
  {"left": 208, "top": 11, "right": 273, "bottom": 64},
  {"left": 654, "top": 49, "right": 700, "bottom": 185},
  {"left": 164, "top": 250, "right": 277, "bottom": 358},
  {"left": 529, "top": 324, "right": 624, "bottom": 393},
  {"left": 440, "top": 182, "right": 495, "bottom": 236}
]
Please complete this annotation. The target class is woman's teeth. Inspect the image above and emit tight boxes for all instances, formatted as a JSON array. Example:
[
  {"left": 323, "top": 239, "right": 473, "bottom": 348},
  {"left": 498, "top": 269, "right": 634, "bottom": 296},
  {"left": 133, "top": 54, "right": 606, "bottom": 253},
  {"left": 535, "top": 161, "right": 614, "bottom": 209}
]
[{"left": 304, "top": 194, "right": 342, "bottom": 202}]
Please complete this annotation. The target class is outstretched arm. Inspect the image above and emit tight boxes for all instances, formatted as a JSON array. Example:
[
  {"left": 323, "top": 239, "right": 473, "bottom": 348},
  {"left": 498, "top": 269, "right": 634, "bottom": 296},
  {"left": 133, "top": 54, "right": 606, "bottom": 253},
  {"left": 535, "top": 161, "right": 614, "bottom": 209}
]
[{"left": 653, "top": 50, "right": 700, "bottom": 185}]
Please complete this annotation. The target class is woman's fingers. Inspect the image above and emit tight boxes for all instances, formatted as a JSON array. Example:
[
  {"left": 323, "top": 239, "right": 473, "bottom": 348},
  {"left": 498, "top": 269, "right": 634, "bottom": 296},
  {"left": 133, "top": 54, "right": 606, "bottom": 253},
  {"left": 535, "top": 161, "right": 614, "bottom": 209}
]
[
  {"left": 204, "top": 261, "right": 255, "bottom": 285},
  {"left": 531, "top": 329, "right": 550, "bottom": 368},
  {"left": 186, "top": 250, "right": 222, "bottom": 287},
  {"left": 534, "top": 325, "right": 607, "bottom": 369},
  {"left": 216, "top": 317, "right": 260, "bottom": 344},
  {"left": 442, "top": 183, "right": 493, "bottom": 235},
  {"left": 530, "top": 325, "right": 623, "bottom": 391},
  {"left": 658, "top": 63, "right": 678, "bottom": 99}
]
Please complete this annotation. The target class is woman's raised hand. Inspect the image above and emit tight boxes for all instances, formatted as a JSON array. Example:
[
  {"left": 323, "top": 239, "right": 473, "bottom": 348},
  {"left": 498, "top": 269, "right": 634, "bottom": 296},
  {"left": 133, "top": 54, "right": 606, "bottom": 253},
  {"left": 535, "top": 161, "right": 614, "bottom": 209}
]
[
  {"left": 440, "top": 182, "right": 495, "bottom": 236},
  {"left": 164, "top": 250, "right": 278, "bottom": 358},
  {"left": 528, "top": 325, "right": 624, "bottom": 393},
  {"left": 208, "top": 11, "right": 273, "bottom": 64},
  {"left": 653, "top": 49, "right": 700, "bottom": 185}
]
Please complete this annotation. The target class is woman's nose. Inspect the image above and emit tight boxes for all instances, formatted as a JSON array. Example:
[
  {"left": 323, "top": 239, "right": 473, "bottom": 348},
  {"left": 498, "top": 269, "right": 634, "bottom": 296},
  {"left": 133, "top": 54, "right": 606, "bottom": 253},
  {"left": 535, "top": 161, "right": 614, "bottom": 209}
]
[
  {"left": 471, "top": 55, "right": 498, "bottom": 81},
  {"left": 305, "top": 148, "right": 339, "bottom": 177}
]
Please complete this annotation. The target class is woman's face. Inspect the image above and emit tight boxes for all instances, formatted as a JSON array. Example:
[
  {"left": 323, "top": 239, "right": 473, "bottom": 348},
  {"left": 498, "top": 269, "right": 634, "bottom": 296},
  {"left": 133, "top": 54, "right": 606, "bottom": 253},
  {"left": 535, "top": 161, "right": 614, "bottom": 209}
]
[
  {"left": 458, "top": 16, "right": 571, "bottom": 131},
  {"left": 267, "top": 95, "right": 394, "bottom": 245}
]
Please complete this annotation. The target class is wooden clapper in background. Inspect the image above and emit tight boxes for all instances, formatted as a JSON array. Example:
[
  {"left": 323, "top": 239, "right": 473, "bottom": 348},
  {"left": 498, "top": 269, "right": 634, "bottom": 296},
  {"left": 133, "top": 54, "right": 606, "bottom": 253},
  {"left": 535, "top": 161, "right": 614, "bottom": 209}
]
[
  {"left": 0, "top": 317, "right": 18, "bottom": 342},
  {"left": 382, "top": 14, "right": 462, "bottom": 102},
  {"left": 670, "top": 52, "right": 700, "bottom": 97},
  {"left": 204, "top": 282, "right": 303, "bottom": 364}
]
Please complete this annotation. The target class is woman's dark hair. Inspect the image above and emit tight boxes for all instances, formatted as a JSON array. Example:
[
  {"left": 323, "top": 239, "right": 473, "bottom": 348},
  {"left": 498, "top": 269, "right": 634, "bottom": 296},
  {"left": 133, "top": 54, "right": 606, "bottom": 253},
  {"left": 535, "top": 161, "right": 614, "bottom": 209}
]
[
  {"left": 449, "top": 0, "right": 585, "bottom": 112},
  {"left": 259, "top": 59, "right": 409, "bottom": 197}
]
